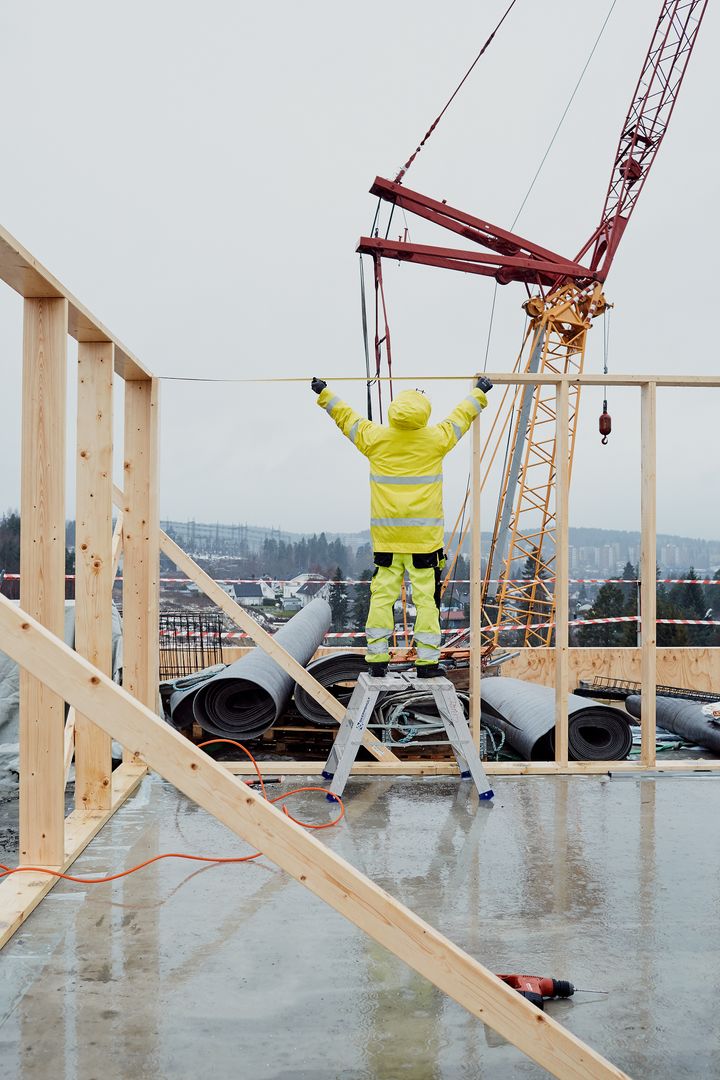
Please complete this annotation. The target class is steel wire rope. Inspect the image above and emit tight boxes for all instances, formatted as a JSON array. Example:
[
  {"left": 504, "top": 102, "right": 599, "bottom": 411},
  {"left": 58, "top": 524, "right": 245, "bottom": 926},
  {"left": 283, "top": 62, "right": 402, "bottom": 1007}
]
[
  {"left": 361, "top": 0, "right": 523, "bottom": 413},
  {"left": 442, "top": 479, "right": 469, "bottom": 634},
  {"left": 394, "top": 0, "right": 520, "bottom": 183},
  {"left": 481, "top": 0, "right": 617, "bottom": 370},
  {"left": 359, "top": 255, "right": 375, "bottom": 419},
  {"left": 510, "top": 0, "right": 618, "bottom": 232},
  {"left": 487, "top": 312, "right": 532, "bottom": 601},
  {"left": 158, "top": 6, "right": 618, "bottom": 391}
]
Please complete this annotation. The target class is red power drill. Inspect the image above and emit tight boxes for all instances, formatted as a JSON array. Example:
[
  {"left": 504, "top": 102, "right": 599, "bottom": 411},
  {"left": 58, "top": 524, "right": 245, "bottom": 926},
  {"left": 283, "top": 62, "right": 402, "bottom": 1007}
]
[{"left": 496, "top": 974, "right": 606, "bottom": 1011}]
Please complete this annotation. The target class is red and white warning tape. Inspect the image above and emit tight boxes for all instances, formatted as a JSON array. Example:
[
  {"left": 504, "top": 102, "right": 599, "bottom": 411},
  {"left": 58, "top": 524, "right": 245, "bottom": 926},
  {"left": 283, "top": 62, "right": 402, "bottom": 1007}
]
[
  {"left": 3, "top": 574, "right": 720, "bottom": 586},
  {"left": 157, "top": 614, "right": 720, "bottom": 643}
]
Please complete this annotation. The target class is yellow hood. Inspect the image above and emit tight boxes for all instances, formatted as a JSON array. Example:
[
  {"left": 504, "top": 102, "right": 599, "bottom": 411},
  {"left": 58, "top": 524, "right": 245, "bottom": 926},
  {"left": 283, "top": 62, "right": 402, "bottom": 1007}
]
[{"left": 387, "top": 390, "right": 431, "bottom": 430}]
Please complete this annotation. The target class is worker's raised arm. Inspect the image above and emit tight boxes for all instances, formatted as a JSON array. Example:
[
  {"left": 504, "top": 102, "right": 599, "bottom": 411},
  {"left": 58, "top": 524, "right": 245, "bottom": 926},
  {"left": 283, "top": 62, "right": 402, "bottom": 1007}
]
[
  {"left": 312, "top": 380, "right": 378, "bottom": 456},
  {"left": 435, "top": 377, "right": 492, "bottom": 453}
]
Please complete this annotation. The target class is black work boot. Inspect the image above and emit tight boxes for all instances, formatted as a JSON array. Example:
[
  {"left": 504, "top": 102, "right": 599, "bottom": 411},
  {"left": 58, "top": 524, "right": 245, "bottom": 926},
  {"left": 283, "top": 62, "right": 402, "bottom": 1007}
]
[
  {"left": 368, "top": 663, "right": 388, "bottom": 678},
  {"left": 415, "top": 664, "right": 440, "bottom": 679}
]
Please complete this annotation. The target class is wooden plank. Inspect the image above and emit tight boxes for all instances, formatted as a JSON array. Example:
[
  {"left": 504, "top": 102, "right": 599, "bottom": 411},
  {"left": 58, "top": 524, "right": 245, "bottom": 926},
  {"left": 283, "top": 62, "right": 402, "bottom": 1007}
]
[
  {"left": 75, "top": 342, "right": 115, "bottom": 809},
  {"left": 640, "top": 383, "right": 657, "bottom": 767},
  {"left": 482, "top": 374, "right": 720, "bottom": 387},
  {"left": 223, "top": 759, "right": 720, "bottom": 776},
  {"left": 652, "top": 647, "right": 720, "bottom": 691},
  {"left": 0, "top": 762, "right": 146, "bottom": 949},
  {"left": 500, "top": 647, "right": 720, "bottom": 691},
  {"left": 19, "top": 297, "right": 68, "bottom": 866},
  {"left": 156, "top": 529, "right": 400, "bottom": 764},
  {"left": 554, "top": 380, "right": 570, "bottom": 765},
  {"left": 469, "top": 391, "right": 482, "bottom": 749},
  {"left": 573, "top": 374, "right": 720, "bottom": 387},
  {"left": 0, "top": 224, "right": 151, "bottom": 380},
  {"left": 172, "top": 643, "right": 720, "bottom": 688},
  {"left": 0, "top": 595, "right": 626, "bottom": 1078},
  {"left": 175, "top": 644, "right": 719, "bottom": 700},
  {"left": 121, "top": 380, "right": 160, "bottom": 744}
]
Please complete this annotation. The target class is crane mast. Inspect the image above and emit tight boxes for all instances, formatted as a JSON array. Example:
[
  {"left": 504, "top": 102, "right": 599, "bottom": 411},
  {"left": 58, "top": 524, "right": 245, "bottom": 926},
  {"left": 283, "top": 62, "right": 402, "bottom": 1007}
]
[{"left": 486, "top": 0, "right": 707, "bottom": 646}]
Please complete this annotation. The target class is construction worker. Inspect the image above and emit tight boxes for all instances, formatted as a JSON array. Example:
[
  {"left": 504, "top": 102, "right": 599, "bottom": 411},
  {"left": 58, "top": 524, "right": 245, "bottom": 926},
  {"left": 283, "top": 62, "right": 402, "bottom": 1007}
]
[{"left": 312, "top": 376, "right": 493, "bottom": 677}]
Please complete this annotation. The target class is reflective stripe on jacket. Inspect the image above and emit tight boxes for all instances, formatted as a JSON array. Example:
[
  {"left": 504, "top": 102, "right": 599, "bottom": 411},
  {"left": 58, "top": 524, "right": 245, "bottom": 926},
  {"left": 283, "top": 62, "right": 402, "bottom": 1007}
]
[{"left": 317, "top": 386, "right": 487, "bottom": 553}]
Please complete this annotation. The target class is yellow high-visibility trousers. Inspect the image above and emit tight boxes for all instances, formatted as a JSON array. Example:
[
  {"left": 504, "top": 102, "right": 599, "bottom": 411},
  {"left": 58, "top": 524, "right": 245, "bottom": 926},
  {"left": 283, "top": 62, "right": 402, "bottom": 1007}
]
[{"left": 365, "top": 552, "right": 443, "bottom": 667}]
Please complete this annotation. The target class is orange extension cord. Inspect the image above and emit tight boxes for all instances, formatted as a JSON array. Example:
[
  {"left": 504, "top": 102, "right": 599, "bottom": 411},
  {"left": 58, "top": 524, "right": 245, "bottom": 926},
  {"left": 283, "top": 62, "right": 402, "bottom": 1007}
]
[{"left": 0, "top": 739, "right": 344, "bottom": 885}]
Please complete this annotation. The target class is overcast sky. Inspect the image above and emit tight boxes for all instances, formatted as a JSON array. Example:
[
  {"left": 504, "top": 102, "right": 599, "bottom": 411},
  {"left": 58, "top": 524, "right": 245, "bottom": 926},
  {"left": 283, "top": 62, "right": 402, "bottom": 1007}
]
[{"left": 0, "top": 1, "right": 718, "bottom": 541}]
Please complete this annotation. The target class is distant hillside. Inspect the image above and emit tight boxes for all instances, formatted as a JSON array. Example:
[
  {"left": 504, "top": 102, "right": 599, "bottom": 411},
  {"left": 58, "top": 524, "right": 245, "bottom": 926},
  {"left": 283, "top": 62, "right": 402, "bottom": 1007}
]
[
  {"left": 159, "top": 519, "right": 372, "bottom": 556},
  {"left": 155, "top": 519, "right": 720, "bottom": 568}
]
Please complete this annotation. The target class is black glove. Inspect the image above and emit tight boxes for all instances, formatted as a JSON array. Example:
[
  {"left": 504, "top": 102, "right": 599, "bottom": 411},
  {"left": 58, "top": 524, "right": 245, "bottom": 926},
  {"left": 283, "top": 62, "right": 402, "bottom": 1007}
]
[
  {"left": 311, "top": 377, "right": 327, "bottom": 395},
  {"left": 476, "top": 376, "right": 493, "bottom": 394}
]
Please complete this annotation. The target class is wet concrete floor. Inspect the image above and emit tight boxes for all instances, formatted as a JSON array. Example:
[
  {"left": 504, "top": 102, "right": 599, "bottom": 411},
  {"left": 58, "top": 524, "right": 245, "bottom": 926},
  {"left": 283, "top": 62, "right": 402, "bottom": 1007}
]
[{"left": 1, "top": 771, "right": 719, "bottom": 1079}]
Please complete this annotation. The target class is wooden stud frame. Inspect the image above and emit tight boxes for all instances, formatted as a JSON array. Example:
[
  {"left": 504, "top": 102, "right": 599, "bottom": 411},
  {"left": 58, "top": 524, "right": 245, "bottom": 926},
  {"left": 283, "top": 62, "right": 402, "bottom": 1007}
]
[
  {"left": 0, "top": 222, "right": 716, "bottom": 1076},
  {"left": 74, "top": 341, "right": 115, "bottom": 809}
]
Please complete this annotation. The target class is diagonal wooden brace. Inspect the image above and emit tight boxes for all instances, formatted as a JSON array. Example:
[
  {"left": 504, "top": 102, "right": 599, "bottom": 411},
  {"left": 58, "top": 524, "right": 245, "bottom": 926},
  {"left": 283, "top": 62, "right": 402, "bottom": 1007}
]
[{"left": 157, "top": 529, "right": 397, "bottom": 763}]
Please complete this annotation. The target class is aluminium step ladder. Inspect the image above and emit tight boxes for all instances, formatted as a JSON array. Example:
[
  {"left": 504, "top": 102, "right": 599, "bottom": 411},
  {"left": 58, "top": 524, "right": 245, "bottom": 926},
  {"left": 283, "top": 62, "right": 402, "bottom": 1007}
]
[{"left": 322, "top": 670, "right": 494, "bottom": 801}]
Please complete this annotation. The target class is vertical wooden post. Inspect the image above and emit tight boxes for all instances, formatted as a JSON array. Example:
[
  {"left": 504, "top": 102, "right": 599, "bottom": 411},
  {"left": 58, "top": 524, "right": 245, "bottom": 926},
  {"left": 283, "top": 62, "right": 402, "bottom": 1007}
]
[
  {"left": 122, "top": 378, "right": 160, "bottom": 742},
  {"left": 554, "top": 379, "right": 570, "bottom": 766},
  {"left": 75, "top": 342, "right": 114, "bottom": 809},
  {"left": 469, "top": 400, "right": 482, "bottom": 750},
  {"left": 640, "top": 382, "right": 657, "bottom": 767},
  {"left": 19, "top": 297, "right": 68, "bottom": 865}
]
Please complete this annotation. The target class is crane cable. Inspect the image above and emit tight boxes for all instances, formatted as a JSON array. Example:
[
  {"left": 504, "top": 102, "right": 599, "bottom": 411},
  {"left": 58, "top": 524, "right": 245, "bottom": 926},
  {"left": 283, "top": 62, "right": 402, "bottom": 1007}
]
[
  {"left": 359, "top": 256, "right": 375, "bottom": 420},
  {"left": 482, "top": 0, "right": 618, "bottom": 371},
  {"left": 600, "top": 306, "right": 612, "bottom": 444},
  {"left": 510, "top": 0, "right": 619, "bottom": 232},
  {"left": 394, "top": 0, "right": 520, "bottom": 184},
  {"left": 369, "top": 1, "right": 520, "bottom": 416}
]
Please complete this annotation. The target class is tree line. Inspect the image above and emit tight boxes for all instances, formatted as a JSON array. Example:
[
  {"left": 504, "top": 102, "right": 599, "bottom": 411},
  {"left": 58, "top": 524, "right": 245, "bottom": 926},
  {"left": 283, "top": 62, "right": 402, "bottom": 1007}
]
[
  {"left": 4, "top": 509, "right": 718, "bottom": 644},
  {"left": 0, "top": 511, "right": 75, "bottom": 599},
  {"left": 574, "top": 562, "right": 720, "bottom": 647}
]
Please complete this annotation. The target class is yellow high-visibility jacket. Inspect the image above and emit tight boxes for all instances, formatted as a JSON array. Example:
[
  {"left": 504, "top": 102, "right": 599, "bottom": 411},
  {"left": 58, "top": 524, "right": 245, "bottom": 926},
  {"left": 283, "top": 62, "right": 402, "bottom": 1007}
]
[{"left": 317, "top": 386, "right": 487, "bottom": 553}]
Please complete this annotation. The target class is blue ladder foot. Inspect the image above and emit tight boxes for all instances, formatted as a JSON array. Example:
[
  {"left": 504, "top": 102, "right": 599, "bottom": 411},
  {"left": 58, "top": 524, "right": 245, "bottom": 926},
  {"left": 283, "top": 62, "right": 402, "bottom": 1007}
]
[
  {"left": 460, "top": 771, "right": 471, "bottom": 779},
  {"left": 479, "top": 789, "right": 494, "bottom": 801},
  {"left": 322, "top": 770, "right": 334, "bottom": 780},
  {"left": 326, "top": 792, "right": 339, "bottom": 802}
]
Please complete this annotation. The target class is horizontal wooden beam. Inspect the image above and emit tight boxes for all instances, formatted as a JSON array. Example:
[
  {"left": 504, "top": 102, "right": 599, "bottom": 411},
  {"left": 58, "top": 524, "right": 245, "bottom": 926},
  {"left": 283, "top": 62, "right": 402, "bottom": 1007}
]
[
  {"left": 0, "top": 593, "right": 626, "bottom": 1077},
  {"left": 0, "top": 762, "right": 146, "bottom": 949},
  {"left": 221, "top": 759, "right": 720, "bottom": 776},
  {"left": 474, "top": 373, "right": 720, "bottom": 387},
  {"left": 0, "top": 224, "right": 151, "bottom": 381}
]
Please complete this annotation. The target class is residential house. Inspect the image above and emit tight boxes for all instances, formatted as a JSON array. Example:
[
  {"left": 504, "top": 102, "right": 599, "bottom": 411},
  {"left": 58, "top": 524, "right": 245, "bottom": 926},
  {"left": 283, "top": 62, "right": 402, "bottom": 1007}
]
[{"left": 233, "top": 581, "right": 276, "bottom": 607}]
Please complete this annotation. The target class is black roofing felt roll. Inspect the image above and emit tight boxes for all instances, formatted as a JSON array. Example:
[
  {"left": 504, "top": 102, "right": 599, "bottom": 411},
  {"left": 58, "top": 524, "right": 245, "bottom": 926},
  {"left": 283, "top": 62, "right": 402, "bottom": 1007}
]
[
  {"left": 480, "top": 676, "right": 633, "bottom": 761},
  {"left": 189, "top": 599, "right": 332, "bottom": 740},
  {"left": 294, "top": 653, "right": 368, "bottom": 726},
  {"left": 626, "top": 694, "right": 720, "bottom": 754}
]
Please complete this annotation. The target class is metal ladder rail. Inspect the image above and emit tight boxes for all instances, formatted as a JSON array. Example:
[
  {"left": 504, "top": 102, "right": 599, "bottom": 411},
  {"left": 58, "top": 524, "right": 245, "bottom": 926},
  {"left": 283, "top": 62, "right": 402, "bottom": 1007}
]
[{"left": 322, "top": 672, "right": 494, "bottom": 801}]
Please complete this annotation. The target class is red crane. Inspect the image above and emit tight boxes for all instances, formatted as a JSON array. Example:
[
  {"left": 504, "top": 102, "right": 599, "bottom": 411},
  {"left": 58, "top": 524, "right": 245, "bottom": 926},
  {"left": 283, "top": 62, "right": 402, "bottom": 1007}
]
[{"left": 357, "top": 0, "right": 708, "bottom": 647}]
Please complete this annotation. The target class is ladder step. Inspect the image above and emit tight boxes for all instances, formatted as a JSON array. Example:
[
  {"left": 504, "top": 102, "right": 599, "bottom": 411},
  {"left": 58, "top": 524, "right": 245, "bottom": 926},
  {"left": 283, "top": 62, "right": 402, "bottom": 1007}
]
[{"left": 321, "top": 672, "right": 495, "bottom": 802}]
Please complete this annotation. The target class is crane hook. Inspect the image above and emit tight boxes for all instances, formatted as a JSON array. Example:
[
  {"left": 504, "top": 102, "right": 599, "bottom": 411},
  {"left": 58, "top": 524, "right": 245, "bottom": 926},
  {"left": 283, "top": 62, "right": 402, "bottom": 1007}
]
[{"left": 599, "top": 399, "right": 612, "bottom": 446}]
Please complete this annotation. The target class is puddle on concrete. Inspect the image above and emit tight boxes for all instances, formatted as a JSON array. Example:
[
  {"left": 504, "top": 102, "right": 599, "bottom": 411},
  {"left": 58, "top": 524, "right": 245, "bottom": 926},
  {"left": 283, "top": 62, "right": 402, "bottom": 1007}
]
[{"left": 1, "top": 772, "right": 720, "bottom": 1078}]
